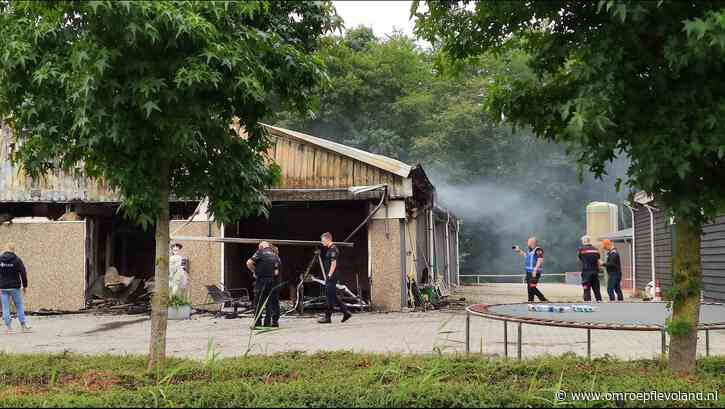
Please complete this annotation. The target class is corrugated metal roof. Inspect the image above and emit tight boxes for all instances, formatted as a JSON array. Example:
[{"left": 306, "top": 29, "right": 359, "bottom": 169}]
[{"left": 262, "top": 124, "right": 412, "bottom": 178}]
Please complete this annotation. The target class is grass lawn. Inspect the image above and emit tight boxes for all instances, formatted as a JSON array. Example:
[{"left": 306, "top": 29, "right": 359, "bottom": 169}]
[{"left": 0, "top": 352, "right": 723, "bottom": 407}]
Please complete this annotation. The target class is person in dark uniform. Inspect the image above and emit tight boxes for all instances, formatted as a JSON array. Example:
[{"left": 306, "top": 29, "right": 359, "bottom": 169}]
[
  {"left": 601, "top": 239, "right": 624, "bottom": 302},
  {"left": 578, "top": 236, "right": 603, "bottom": 302},
  {"left": 514, "top": 237, "right": 548, "bottom": 302},
  {"left": 318, "top": 232, "right": 352, "bottom": 324},
  {"left": 246, "top": 241, "right": 281, "bottom": 328}
]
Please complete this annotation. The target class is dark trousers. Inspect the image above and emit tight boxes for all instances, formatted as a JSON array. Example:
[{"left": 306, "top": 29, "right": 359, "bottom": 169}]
[
  {"left": 325, "top": 277, "right": 349, "bottom": 318},
  {"left": 607, "top": 273, "right": 624, "bottom": 301},
  {"left": 526, "top": 276, "right": 546, "bottom": 302},
  {"left": 582, "top": 271, "right": 603, "bottom": 302},
  {"left": 254, "top": 276, "right": 280, "bottom": 326}
]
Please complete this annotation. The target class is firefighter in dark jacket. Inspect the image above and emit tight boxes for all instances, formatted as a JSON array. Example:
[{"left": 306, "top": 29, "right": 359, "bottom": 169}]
[
  {"left": 318, "top": 232, "right": 352, "bottom": 324},
  {"left": 578, "top": 236, "right": 603, "bottom": 302},
  {"left": 601, "top": 239, "right": 624, "bottom": 301},
  {"left": 246, "top": 241, "right": 281, "bottom": 328},
  {"left": 0, "top": 243, "right": 30, "bottom": 333}
]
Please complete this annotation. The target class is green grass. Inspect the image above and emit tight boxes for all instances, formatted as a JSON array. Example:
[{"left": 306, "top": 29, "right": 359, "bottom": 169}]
[{"left": 0, "top": 352, "right": 723, "bottom": 407}]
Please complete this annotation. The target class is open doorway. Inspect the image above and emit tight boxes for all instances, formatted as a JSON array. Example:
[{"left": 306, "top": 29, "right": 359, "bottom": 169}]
[{"left": 224, "top": 200, "right": 370, "bottom": 305}]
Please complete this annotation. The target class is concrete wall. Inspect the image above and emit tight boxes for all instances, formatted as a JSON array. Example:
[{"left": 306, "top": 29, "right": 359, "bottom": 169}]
[
  {"left": 0, "top": 221, "right": 86, "bottom": 312},
  {"left": 170, "top": 221, "right": 222, "bottom": 308},
  {"left": 369, "top": 218, "right": 402, "bottom": 311}
]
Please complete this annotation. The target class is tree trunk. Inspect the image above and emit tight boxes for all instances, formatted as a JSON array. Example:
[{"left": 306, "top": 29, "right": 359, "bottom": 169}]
[
  {"left": 148, "top": 163, "right": 171, "bottom": 371},
  {"left": 668, "top": 220, "right": 702, "bottom": 376}
]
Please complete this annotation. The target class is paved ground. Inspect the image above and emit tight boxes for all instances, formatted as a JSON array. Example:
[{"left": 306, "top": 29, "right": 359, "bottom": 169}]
[{"left": 2, "top": 283, "right": 723, "bottom": 360}]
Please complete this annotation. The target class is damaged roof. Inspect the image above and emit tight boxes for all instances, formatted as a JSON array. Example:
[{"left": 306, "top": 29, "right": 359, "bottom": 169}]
[{"left": 262, "top": 124, "right": 413, "bottom": 179}]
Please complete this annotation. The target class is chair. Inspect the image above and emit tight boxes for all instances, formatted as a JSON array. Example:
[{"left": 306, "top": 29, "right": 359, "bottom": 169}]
[{"left": 204, "top": 284, "right": 250, "bottom": 316}]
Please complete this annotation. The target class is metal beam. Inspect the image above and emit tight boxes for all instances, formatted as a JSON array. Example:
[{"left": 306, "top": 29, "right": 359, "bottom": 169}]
[{"left": 171, "top": 235, "right": 354, "bottom": 247}]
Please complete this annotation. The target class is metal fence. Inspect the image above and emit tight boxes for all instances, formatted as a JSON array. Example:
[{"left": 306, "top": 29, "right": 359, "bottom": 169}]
[{"left": 459, "top": 273, "right": 568, "bottom": 285}]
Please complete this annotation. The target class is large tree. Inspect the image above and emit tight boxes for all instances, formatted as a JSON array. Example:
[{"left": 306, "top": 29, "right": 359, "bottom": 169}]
[
  {"left": 273, "top": 27, "right": 627, "bottom": 277},
  {"left": 0, "top": 0, "right": 339, "bottom": 369},
  {"left": 415, "top": 0, "right": 725, "bottom": 374}
]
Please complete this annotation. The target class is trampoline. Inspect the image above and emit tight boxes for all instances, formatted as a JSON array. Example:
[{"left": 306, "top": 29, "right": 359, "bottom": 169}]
[{"left": 465, "top": 302, "right": 725, "bottom": 359}]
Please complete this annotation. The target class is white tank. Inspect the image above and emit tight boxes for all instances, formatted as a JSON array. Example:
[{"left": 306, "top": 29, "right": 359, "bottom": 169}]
[{"left": 586, "top": 202, "right": 619, "bottom": 249}]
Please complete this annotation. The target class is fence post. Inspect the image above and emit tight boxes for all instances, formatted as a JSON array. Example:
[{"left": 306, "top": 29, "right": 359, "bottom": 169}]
[
  {"left": 587, "top": 329, "right": 591, "bottom": 359},
  {"left": 465, "top": 311, "right": 470, "bottom": 355},
  {"left": 517, "top": 322, "right": 522, "bottom": 361},
  {"left": 504, "top": 320, "right": 508, "bottom": 359},
  {"left": 661, "top": 329, "right": 667, "bottom": 359}
]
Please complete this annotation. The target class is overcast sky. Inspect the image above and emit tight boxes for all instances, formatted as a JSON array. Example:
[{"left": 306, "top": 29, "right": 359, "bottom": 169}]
[{"left": 332, "top": 1, "right": 418, "bottom": 38}]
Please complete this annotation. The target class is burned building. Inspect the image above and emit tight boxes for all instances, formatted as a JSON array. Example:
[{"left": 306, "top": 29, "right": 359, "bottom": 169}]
[
  {"left": 0, "top": 123, "right": 460, "bottom": 312},
  {"left": 629, "top": 192, "right": 725, "bottom": 302}
]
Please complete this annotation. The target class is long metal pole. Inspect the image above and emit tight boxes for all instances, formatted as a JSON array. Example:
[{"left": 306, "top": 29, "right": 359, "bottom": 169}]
[
  {"left": 517, "top": 323, "right": 522, "bottom": 360},
  {"left": 455, "top": 220, "right": 461, "bottom": 285},
  {"left": 172, "top": 235, "right": 354, "bottom": 247},
  {"left": 444, "top": 213, "right": 451, "bottom": 286},
  {"left": 465, "top": 311, "right": 470, "bottom": 355},
  {"left": 504, "top": 321, "right": 508, "bottom": 359},
  {"left": 645, "top": 205, "right": 656, "bottom": 286},
  {"left": 706, "top": 329, "right": 710, "bottom": 357},
  {"left": 624, "top": 203, "right": 636, "bottom": 291}
]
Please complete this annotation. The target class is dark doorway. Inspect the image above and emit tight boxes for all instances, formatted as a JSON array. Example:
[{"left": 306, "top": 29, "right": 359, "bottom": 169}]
[{"left": 224, "top": 200, "right": 370, "bottom": 303}]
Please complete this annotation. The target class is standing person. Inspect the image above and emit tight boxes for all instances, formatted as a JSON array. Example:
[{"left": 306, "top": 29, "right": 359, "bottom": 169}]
[
  {"left": 514, "top": 237, "right": 548, "bottom": 302},
  {"left": 246, "top": 241, "right": 281, "bottom": 328},
  {"left": 578, "top": 236, "right": 603, "bottom": 303},
  {"left": 318, "top": 232, "right": 352, "bottom": 324},
  {"left": 601, "top": 239, "right": 624, "bottom": 302},
  {"left": 0, "top": 243, "right": 30, "bottom": 334}
]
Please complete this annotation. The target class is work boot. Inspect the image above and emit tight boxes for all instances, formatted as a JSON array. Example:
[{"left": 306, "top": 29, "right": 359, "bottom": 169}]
[
  {"left": 318, "top": 316, "right": 332, "bottom": 324},
  {"left": 341, "top": 312, "right": 352, "bottom": 323}
]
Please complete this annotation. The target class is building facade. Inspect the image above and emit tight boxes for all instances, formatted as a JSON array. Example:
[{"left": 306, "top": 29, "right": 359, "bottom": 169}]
[
  {"left": 631, "top": 192, "right": 725, "bottom": 302},
  {"left": 0, "top": 123, "right": 460, "bottom": 312}
]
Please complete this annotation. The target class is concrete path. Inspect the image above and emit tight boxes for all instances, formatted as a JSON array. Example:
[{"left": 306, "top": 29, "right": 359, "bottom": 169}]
[{"left": 1, "top": 284, "right": 723, "bottom": 360}]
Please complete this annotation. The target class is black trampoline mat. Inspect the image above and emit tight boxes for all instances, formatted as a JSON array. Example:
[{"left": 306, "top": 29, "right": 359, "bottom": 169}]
[{"left": 476, "top": 302, "right": 725, "bottom": 327}]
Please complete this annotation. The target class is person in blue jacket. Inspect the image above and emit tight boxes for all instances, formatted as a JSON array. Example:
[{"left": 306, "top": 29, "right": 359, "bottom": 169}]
[{"left": 514, "top": 237, "right": 548, "bottom": 302}]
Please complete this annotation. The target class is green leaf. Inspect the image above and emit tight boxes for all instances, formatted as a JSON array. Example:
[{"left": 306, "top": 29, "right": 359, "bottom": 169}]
[
  {"left": 683, "top": 18, "right": 709, "bottom": 41},
  {"left": 142, "top": 101, "right": 161, "bottom": 118}
]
